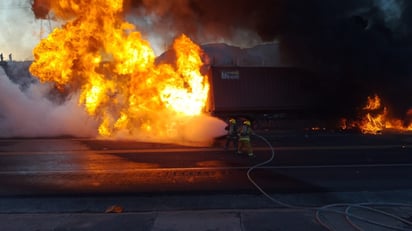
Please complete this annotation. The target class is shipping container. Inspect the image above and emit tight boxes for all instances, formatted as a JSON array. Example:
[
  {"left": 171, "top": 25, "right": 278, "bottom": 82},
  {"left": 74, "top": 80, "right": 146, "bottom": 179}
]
[{"left": 207, "top": 66, "right": 322, "bottom": 119}]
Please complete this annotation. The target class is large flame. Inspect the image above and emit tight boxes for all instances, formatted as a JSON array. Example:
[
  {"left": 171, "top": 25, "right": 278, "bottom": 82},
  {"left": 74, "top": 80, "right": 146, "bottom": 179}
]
[
  {"left": 340, "top": 94, "right": 412, "bottom": 134},
  {"left": 29, "top": 0, "right": 214, "bottom": 143}
]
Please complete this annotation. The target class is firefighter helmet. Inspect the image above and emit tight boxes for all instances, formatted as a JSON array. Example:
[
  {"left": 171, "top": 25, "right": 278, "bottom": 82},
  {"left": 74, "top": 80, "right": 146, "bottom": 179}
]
[
  {"left": 243, "top": 120, "right": 251, "bottom": 126},
  {"left": 229, "top": 118, "right": 236, "bottom": 124}
]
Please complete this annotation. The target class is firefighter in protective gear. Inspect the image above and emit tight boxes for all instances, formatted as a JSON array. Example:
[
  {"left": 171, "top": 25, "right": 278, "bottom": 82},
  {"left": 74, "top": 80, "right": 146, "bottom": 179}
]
[
  {"left": 237, "top": 120, "right": 255, "bottom": 158},
  {"left": 224, "top": 118, "right": 238, "bottom": 151}
]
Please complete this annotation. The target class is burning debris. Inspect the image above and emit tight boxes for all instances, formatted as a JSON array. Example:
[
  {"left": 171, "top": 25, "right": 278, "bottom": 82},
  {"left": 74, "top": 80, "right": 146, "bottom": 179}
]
[{"left": 340, "top": 94, "right": 412, "bottom": 134}]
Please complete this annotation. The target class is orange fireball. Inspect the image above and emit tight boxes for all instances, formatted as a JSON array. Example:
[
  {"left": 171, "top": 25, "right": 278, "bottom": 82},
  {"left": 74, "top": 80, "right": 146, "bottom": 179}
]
[{"left": 29, "top": 0, "right": 210, "bottom": 141}]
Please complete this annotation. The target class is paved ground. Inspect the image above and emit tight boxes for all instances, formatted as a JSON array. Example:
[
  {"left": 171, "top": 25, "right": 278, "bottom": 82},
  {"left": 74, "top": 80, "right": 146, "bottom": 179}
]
[
  {"left": 2, "top": 190, "right": 412, "bottom": 230},
  {"left": 1, "top": 132, "right": 411, "bottom": 230}
]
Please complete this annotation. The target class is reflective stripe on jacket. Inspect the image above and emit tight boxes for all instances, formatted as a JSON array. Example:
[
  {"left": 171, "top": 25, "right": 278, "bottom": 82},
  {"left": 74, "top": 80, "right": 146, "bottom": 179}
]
[{"left": 239, "top": 136, "right": 250, "bottom": 141}]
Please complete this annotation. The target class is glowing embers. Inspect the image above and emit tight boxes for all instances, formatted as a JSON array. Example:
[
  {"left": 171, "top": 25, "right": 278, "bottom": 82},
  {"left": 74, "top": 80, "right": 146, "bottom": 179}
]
[{"left": 29, "top": 0, "right": 210, "bottom": 141}]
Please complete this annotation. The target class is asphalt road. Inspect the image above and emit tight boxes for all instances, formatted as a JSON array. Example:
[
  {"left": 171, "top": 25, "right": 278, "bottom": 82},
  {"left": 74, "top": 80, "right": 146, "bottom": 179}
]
[{"left": 0, "top": 132, "right": 411, "bottom": 196}]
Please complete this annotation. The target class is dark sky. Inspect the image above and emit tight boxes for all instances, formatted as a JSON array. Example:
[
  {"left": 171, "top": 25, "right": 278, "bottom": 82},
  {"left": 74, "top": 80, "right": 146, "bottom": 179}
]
[{"left": 32, "top": 0, "right": 412, "bottom": 119}]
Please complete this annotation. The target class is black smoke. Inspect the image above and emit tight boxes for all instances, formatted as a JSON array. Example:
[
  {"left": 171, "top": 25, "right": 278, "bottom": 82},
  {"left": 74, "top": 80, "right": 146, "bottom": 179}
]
[{"left": 126, "top": 0, "right": 412, "bottom": 120}]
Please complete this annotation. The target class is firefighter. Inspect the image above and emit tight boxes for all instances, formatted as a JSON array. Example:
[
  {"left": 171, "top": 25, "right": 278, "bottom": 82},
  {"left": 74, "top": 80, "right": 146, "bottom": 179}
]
[
  {"left": 224, "top": 118, "right": 238, "bottom": 151},
  {"left": 237, "top": 120, "right": 255, "bottom": 158}
]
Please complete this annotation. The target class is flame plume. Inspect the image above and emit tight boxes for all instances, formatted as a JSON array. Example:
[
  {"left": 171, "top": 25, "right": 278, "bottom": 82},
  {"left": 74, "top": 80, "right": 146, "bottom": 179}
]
[{"left": 29, "top": 0, "right": 213, "bottom": 143}]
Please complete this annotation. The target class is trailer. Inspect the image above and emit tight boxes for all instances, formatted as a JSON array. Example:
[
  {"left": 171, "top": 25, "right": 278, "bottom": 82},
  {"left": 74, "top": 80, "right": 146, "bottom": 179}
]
[{"left": 207, "top": 66, "right": 324, "bottom": 129}]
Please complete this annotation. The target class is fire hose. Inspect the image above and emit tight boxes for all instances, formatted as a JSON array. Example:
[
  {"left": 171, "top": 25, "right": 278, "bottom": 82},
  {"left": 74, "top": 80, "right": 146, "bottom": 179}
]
[{"left": 248, "top": 133, "right": 412, "bottom": 231}]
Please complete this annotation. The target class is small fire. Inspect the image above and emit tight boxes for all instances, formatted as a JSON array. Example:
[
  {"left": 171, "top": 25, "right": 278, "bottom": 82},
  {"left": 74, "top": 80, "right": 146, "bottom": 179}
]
[
  {"left": 29, "top": 0, "right": 213, "bottom": 142},
  {"left": 360, "top": 94, "right": 386, "bottom": 134},
  {"left": 340, "top": 94, "right": 412, "bottom": 134}
]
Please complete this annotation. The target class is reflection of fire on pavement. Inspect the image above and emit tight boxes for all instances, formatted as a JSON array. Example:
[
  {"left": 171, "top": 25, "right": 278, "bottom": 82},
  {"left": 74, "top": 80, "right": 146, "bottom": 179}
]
[
  {"left": 29, "top": 0, "right": 226, "bottom": 145},
  {"left": 340, "top": 94, "right": 412, "bottom": 134}
]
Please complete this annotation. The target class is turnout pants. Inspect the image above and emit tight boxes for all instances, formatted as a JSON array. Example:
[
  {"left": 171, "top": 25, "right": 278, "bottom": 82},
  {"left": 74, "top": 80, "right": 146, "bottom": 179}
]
[{"left": 238, "top": 139, "right": 253, "bottom": 155}]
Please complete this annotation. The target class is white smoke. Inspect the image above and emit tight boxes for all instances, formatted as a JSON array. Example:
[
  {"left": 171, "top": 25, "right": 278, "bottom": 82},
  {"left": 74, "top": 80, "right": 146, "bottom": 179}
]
[
  {"left": 0, "top": 66, "right": 98, "bottom": 137},
  {"left": 0, "top": 0, "right": 60, "bottom": 61}
]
